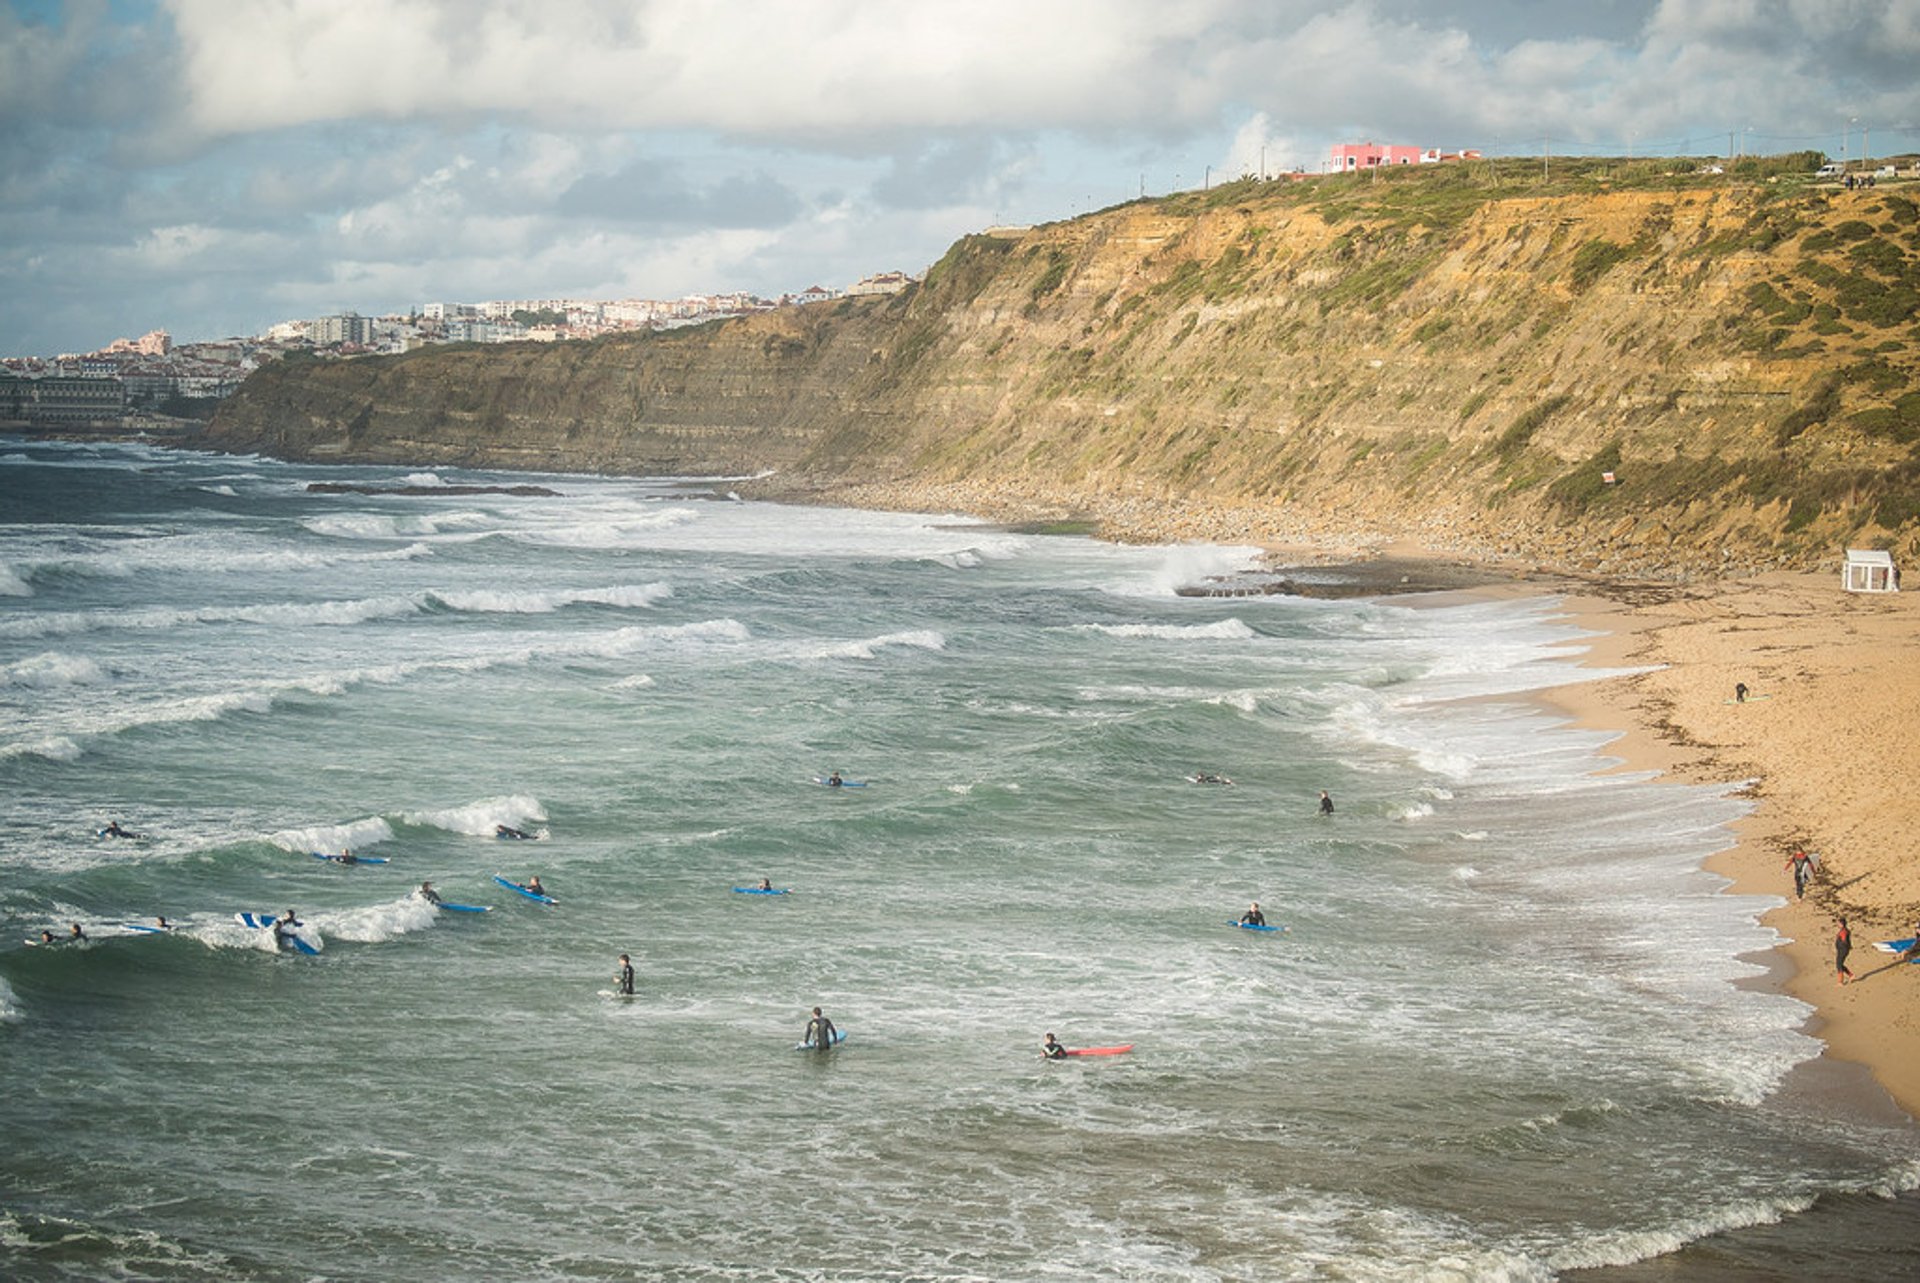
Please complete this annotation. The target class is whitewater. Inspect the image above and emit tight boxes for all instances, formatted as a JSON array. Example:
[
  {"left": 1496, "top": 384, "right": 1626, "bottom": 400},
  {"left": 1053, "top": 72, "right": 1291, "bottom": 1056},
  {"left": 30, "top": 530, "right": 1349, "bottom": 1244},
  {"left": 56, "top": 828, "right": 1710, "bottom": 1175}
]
[{"left": 1, "top": 438, "right": 1914, "bottom": 1281}]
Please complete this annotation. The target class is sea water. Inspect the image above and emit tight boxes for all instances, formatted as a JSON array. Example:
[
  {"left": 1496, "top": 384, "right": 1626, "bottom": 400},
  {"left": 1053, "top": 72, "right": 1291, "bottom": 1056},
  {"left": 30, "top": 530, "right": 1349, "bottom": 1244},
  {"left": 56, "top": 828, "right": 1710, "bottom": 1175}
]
[{"left": 0, "top": 438, "right": 1913, "bottom": 1282}]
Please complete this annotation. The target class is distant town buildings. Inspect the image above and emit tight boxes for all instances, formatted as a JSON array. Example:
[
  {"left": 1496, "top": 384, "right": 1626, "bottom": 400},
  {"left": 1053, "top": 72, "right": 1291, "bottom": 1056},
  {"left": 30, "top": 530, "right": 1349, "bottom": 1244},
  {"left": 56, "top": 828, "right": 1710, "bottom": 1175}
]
[{"left": 1, "top": 268, "right": 919, "bottom": 431}]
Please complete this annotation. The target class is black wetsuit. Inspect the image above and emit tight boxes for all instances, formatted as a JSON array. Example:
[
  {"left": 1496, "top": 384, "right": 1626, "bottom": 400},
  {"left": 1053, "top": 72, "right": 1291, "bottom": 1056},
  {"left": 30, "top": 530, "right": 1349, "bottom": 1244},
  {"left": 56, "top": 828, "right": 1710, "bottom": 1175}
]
[
  {"left": 804, "top": 1016, "right": 837, "bottom": 1048},
  {"left": 1319, "top": 794, "right": 1334, "bottom": 815},
  {"left": 1042, "top": 1040, "right": 1068, "bottom": 1059},
  {"left": 617, "top": 963, "right": 635, "bottom": 995},
  {"left": 1241, "top": 910, "right": 1266, "bottom": 927},
  {"left": 1835, "top": 925, "right": 1853, "bottom": 978}
]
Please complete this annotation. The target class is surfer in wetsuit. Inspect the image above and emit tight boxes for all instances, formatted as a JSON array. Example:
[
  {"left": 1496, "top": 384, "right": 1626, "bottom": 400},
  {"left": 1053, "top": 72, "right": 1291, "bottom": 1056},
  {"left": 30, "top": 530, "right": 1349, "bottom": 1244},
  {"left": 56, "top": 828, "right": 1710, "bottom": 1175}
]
[
  {"left": 1784, "top": 848, "right": 1815, "bottom": 900},
  {"left": 331, "top": 849, "right": 358, "bottom": 865},
  {"left": 1240, "top": 902, "right": 1267, "bottom": 927},
  {"left": 616, "top": 953, "right": 635, "bottom": 995},
  {"left": 1318, "top": 791, "right": 1334, "bottom": 815},
  {"left": 272, "top": 910, "right": 300, "bottom": 948},
  {"left": 803, "top": 1006, "right": 837, "bottom": 1049},
  {"left": 417, "top": 881, "right": 442, "bottom": 905},
  {"left": 496, "top": 824, "right": 533, "bottom": 840},
  {"left": 526, "top": 876, "right": 549, "bottom": 900},
  {"left": 68, "top": 922, "right": 87, "bottom": 942},
  {"left": 103, "top": 820, "right": 130, "bottom": 838},
  {"left": 1734, "top": 681, "right": 1749, "bottom": 703},
  {"left": 1834, "top": 918, "right": 1853, "bottom": 984},
  {"left": 1041, "top": 1033, "right": 1068, "bottom": 1060},
  {"left": 757, "top": 878, "right": 774, "bottom": 892},
  {"left": 827, "top": 772, "right": 844, "bottom": 788}
]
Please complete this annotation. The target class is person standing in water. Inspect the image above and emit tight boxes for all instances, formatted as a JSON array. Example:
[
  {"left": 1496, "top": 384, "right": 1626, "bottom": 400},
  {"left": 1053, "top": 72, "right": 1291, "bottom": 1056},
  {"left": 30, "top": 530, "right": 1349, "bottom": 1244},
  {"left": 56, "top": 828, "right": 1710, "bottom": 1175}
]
[
  {"left": 1240, "top": 902, "right": 1267, "bottom": 927},
  {"left": 1041, "top": 1033, "right": 1068, "bottom": 1060},
  {"left": 1318, "top": 791, "right": 1334, "bottom": 816},
  {"left": 803, "top": 1006, "right": 837, "bottom": 1049},
  {"left": 615, "top": 953, "right": 635, "bottom": 996},
  {"left": 1834, "top": 918, "right": 1853, "bottom": 985}
]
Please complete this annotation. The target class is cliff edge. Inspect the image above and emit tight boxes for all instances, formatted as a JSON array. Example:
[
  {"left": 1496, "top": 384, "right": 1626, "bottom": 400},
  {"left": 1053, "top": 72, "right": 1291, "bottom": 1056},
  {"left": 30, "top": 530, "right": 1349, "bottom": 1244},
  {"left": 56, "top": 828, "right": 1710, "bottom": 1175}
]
[{"left": 201, "top": 159, "right": 1920, "bottom": 577}]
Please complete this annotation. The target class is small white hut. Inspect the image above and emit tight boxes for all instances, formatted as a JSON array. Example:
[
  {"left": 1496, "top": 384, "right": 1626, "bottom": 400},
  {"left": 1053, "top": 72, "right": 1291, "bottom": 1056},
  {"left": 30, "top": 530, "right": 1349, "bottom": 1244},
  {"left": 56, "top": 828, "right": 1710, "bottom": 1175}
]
[{"left": 1843, "top": 549, "right": 1899, "bottom": 593}]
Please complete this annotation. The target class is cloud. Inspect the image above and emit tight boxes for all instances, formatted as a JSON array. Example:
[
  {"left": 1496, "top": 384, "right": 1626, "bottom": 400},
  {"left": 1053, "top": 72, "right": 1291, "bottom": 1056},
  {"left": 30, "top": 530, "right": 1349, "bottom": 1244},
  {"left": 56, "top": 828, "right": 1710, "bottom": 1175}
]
[{"left": 557, "top": 159, "right": 803, "bottom": 228}]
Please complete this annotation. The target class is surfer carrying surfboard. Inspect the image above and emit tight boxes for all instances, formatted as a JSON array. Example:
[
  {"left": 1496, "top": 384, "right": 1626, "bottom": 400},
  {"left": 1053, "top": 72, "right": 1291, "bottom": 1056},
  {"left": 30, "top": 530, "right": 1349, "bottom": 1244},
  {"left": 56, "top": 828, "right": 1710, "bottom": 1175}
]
[
  {"left": 1784, "top": 848, "right": 1816, "bottom": 900},
  {"left": 803, "top": 1007, "right": 837, "bottom": 1049}
]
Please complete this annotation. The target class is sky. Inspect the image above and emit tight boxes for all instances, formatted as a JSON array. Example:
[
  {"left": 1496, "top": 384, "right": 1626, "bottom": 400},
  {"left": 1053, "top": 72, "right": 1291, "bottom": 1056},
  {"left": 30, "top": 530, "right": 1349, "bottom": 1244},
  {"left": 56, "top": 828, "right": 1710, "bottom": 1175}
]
[{"left": 3, "top": 0, "right": 1918, "bottom": 356}]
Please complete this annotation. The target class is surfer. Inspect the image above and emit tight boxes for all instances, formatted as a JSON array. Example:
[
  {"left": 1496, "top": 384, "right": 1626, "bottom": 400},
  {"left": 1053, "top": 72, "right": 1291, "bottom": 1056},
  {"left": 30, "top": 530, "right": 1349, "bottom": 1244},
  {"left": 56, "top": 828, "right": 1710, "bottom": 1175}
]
[
  {"left": 803, "top": 1006, "right": 837, "bottom": 1050},
  {"left": 1318, "top": 790, "right": 1334, "bottom": 816},
  {"left": 496, "top": 824, "right": 533, "bottom": 840},
  {"left": 1240, "top": 902, "right": 1267, "bottom": 927},
  {"left": 1041, "top": 1033, "right": 1068, "bottom": 1060},
  {"left": 757, "top": 878, "right": 774, "bottom": 892},
  {"left": 1835, "top": 918, "right": 1853, "bottom": 984},
  {"left": 102, "top": 819, "right": 135, "bottom": 838},
  {"left": 1734, "top": 681, "right": 1749, "bottom": 703},
  {"left": 272, "top": 910, "right": 300, "bottom": 948},
  {"left": 152, "top": 916, "right": 172, "bottom": 931},
  {"left": 1194, "top": 772, "right": 1232, "bottom": 785},
  {"left": 417, "top": 881, "right": 442, "bottom": 905},
  {"left": 67, "top": 922, "right": 87, "bottom": 942},
  {"left": 615, "top": 953, "right": 635, "bottom": 996},
  {"left": 526, "top": 875, "right": 550, "bottom": 900},
  {"left": 330, "top": 849, "right": 358, "bottom": 865},
  {"left": 1903, "top": 924, "right": 1920, "bottom": 963},
  {"left": 827, "top": 771, "right": 844, "bottom": 788},
  {"left": 34, "top": 930, "right": 58, "bottom": 946},
  {"left": 1784, "top": 848, "right": 1815, "bottom": 900}
]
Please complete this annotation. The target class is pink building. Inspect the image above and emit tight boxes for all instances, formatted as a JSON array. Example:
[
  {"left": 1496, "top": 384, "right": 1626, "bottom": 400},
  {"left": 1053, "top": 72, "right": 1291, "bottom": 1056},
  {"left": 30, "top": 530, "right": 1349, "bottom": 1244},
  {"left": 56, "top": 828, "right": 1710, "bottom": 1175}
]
[{"left": 1328, "top": 143, "right": 1481, "bottom": 172}]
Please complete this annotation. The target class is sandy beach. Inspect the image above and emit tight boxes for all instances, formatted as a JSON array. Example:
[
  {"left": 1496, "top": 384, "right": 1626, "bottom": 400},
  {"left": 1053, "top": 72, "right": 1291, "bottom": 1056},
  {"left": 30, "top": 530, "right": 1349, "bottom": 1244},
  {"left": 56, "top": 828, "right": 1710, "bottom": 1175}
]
[{"left": 1536, "top": 572, "right": 1920, "bottom": 1122}]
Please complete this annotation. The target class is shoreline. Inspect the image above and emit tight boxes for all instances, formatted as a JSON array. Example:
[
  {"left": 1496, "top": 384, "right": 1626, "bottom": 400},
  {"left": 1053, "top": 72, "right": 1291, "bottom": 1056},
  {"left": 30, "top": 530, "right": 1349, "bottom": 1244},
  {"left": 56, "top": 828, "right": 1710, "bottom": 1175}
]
[{"left": 1528, "top": 578, "right": 1920, "bottom": 1124}]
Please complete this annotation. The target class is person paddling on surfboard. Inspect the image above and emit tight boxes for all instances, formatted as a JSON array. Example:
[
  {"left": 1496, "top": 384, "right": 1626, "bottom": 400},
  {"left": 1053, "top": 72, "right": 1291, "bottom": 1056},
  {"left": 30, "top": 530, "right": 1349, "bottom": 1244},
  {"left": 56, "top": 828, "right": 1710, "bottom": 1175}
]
[
  {"left": 416, "top": 881, "right": 442, "bottom": 905},
  {"left": 615, "top": 953, "right": 635, "bottom": 996},
  {"left": 496, "top": 823, "right": 534, "bottom": 840},
  {"left": 756, "top": 878, "right": 774, "bottom": 892},
  {"left": 827, "top": 771, "right": 844, "bottom": 788},
  {"left": 1041, "top": 1032, "right": 1068, "bottom": 1060},
  {"left": 526, "top": 875, "right": 550, "bottom": 900},
  {"left": 803, "top": 1006, "right": 837, "bottom": 1049},
  {"left": 1240, "top": 902, "right": 1267, "bottom": 927}
]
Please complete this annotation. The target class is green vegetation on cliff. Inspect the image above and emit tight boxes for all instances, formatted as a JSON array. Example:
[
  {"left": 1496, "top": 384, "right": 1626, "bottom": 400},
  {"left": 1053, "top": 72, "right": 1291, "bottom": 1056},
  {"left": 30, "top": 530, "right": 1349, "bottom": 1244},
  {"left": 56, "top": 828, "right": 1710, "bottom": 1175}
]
[{"left": 204, "top": 156, "right": 1920, "bottom": 577}]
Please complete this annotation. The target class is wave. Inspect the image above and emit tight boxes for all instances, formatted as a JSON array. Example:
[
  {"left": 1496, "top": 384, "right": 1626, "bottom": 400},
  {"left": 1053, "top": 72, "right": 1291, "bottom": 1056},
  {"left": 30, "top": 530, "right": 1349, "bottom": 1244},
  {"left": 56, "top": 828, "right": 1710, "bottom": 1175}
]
[
  {"left": 0, "top": 652, "right": 107, "bottom": 689},
  {"left": 398, "top": 794, "right": 547, "bottom": 838},
  {"left": 0, "top": 975, "right": 20, "bottom": 1022},
  {"left": 9, "top": 538, "right": 435, "bottom": 588},
  {"left": 0, "top": 562, "right": 30, "bottom": 596},
  {"left": 428, "top": 582, "right": 673, "bottom": 613},
  {"left": 309, "top": 895, "right": 440, "bottom": 943},
  {"left": 609, "top": 673, "right": 656, "bottom": 690},
  {"left": 266, "top": 815, "right": 396, "bottom": 855},
  {"left": 1069, "top": 618, "right": 1258, "bottom": 641},
  {"left": 0, "top": 736, "right": 82, "bottom": 763},
  {"left": 803, "top": 629, "right": 947, "bottom": 660},
  {"left": 0, "top": 581, "right": 673, "bottom": 639}
]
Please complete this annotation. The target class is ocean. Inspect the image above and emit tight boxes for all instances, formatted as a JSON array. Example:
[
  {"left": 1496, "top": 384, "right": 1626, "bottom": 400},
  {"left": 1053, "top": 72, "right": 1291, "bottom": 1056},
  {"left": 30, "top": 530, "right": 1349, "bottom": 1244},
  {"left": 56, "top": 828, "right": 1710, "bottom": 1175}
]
[{"left": 1, "top": 437, "right": 1914, "bottom": 1282}]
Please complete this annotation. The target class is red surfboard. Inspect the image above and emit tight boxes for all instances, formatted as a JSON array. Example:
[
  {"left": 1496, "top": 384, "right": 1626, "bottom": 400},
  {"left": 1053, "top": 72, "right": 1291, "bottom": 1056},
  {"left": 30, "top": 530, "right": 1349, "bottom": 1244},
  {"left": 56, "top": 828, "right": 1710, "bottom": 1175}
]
[{"left": 1064, "top": 1044, "right": 1133, "bottom": 1057}]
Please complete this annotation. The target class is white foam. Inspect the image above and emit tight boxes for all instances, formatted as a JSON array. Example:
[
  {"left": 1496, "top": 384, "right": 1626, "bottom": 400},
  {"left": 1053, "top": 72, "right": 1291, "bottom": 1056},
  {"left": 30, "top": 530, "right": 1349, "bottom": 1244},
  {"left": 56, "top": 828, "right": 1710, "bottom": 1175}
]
[
  {"left": 267, "top": 816, "right": 396, "bottom": 855},
  {"left": 806, "top": 629, "right": 947, "bottom": 660},
  {"left": 401, "top": 472, "right": 448, "bottom": 487},
  {"left": 0, "top": 975, "right": 22, "bottom": 1022},
  {"left": 0, "top": 563, "right": 31, "bottom": 596},
  {"left": 1072, "top": 618, "right": 1258, "bottom": 641},
  {"left": 0, "top": 652, "right": 107, "bottom": 689},
  {"left": 0, "top": 736, "right": 82, "bottom": 762},
  {"left": 310, "top": 896, "right": 439, "bottom": 943},
  {"left": 1393, "top": 801, "right": 1436, "bottom": 821},
  {"left": 430, "top": 582, "right": 673, "bottom": 613},
  {"left": 399, "top": 794, "right": 548, "bottom": 837},
  {"left": 610, "top": 673, "right": 656, "bottom": 690}
]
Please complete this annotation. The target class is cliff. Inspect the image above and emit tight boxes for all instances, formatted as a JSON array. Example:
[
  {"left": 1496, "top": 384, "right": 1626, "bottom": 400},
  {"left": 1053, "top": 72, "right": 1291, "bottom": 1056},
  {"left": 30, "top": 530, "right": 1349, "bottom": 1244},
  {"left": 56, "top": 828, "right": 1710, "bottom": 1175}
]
[{"left": 202, "top": 157, "right": 1920, "bottom": 576}]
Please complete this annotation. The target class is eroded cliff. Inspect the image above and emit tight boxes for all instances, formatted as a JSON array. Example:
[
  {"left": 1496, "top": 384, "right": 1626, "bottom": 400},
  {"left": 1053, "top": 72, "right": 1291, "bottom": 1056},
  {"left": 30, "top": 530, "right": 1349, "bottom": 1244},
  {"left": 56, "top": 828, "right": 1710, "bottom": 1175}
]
[{"left": 203, "top": 160, "right": 1920, "bottom": 576}]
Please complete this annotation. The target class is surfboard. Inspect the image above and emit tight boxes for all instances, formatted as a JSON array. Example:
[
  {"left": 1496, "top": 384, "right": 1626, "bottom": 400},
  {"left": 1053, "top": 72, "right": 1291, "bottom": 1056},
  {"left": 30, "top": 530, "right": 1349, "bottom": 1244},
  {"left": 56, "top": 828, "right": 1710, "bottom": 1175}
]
[
  {"left": 1063, "top": 1044, "right": 1133, "bottom": 1057},
  {"left": 1229, "top": 920, "right": 1280, "bottom": 932},
  {"left": 732, "top": 886, "right": 791, "bottom": 895},
  {"left": 311, "top": 851, "right": 390, "bottom": 865},
  {"left": 794, "top": 1029, "right": 847, "bottom": 1050},
  {"left": 1723, "top": 694, "right": 1774, "bottom": 704},
  {"left": 1872, "top": 937, "right": 1917, "bottom": 955},
  {"left": 1189, "top": 775, "right": 1235, "bottom": 785},
  {"left": 493, "top": 874, "right": 558, "bottom": 904},
  {"left": 96, "top": 827, "right": 143, "bottom": 839},
  {"left": 812, "top": 778, "right": 867, "bottom": 788},
  {"left": 122, "top": 922, "right": 175, "bottom": 934},
  {"left": 435, "top": 901, "right": 491, "bottom": 913},
  {"left": 494, "top": 828, "right": 543, "bottom": 840},
  {"left": 597, "top": 989, "right": 640, "bottom": 999},
  {"left": 235, "top": 912, "right": 321, "bottom": 955}
]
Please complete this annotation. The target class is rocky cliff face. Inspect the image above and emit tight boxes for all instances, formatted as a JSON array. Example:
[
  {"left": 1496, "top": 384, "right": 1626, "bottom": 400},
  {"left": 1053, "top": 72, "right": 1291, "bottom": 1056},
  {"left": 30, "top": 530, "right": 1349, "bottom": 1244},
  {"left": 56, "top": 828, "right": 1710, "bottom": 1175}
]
[{"left": 203, "top": 162, "right": 1920, "bottom": 576}]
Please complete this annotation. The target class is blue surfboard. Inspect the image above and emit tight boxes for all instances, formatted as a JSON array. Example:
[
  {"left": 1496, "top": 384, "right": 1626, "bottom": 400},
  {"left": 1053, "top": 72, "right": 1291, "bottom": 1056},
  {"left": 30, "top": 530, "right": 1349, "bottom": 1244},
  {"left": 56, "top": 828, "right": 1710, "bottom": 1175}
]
[
  {"left": 436, "top": 901, "right": 492, "bottom": 914},
  {"left": 493, "top": 874, "right": 558, "bottom": 904},
  {"left": 733, "top": 886, "right": 791, "bottom": 895},
  {"left": 122, "top": 922, "right": 175, "bottom": 934},
  {"left": 311, "top": 851, "right": 390, "bottom": 865},
  {"left": 1872, "top": 938, "right": 1918, "bottom": 960},
  {"left": 795, "top": 1029, "right": 847, "bottom": 1050},
  {"left": 236, "top": 911, "right": 320, "bottom": 955},
  {"left": 813, "top": 778, "right": 867, "bottom": 788},
  {"left": 1228, "top": 920, "right": 1281, "bottom": 932}
]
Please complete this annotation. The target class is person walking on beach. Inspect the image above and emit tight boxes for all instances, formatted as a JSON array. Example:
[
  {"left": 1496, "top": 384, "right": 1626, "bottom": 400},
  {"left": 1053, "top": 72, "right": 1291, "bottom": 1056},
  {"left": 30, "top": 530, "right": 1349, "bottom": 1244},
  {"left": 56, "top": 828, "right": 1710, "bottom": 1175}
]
[
  {"left": 1734, "top": 681, "right": 1749, "bottom": 703},
  {"left": 1834, "top": 918, "right": 1853, "bottom": 985},
  {"left": 1784, "top": 848, "right": 1816, "bottom": 900},
  {"left": 1318, "top": 791, "right": 1334, "bottom": 816}
]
